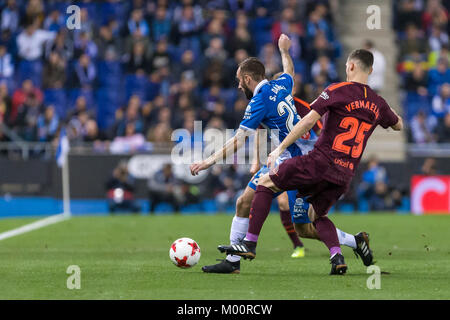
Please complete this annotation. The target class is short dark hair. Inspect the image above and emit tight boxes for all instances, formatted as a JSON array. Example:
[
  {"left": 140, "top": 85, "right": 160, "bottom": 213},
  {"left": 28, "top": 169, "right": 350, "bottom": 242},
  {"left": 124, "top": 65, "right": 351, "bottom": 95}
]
[
  {"left": 238, "top": 57, "right": 265, "bottom": 81},
  {"left": 348, "top": 49, "right": 374, "bottom": 73}
]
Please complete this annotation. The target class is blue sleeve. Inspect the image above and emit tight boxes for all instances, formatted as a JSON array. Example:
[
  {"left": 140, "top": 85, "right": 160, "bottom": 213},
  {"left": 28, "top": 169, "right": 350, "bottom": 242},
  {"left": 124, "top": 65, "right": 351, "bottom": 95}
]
[
  {"left": 274, "top": 73, "right": 294, "bottom": 94},
  {"left": 239, "top": 94, "right": 266, "bottom": 131}
]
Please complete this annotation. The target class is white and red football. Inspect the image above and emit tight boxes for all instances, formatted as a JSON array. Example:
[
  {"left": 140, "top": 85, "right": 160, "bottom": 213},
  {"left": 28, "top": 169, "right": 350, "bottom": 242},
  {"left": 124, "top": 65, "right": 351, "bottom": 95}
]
[{"left": 169, "top": 237, "right": 201, "bottom": 268}]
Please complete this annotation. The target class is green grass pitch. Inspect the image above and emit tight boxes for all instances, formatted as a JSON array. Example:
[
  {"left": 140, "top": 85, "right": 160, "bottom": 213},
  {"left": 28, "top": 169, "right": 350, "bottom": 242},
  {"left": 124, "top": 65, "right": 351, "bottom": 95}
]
[{"left": 0, "top": 213, "right": 449, "bottom": 299}]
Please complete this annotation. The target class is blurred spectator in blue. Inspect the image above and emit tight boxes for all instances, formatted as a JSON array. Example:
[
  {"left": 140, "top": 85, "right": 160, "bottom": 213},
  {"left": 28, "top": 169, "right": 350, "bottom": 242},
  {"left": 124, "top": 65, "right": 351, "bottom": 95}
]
[
  {"left": 306, "top": 5, "right": 333, "bottom": 43},
  {"left": 223, "top": 48, "right": 248, "bottom": 88},
  {"left": 282, "top": 0, "right": 306, "bottom": 21},
  {"left": 110, "top": 121, "right": 146, "bottom": 154},
  {"left": 106, "top": 161, "right": 140, "bottom": 214},
  {"left": 307, "top": 32, "right": 335, "bottom": 65},
  {"left": 311, "top": 72, "right": 328, "bottom": 101},
  {"left": 258, "top": 43, "right": 281, "bottom": 77},
  {"left": 72, "top": 54, "right": 97, "bottom": 90},
  {"left": 227, "top": 15, "right": 254, "bottom": 56},
  {"left": 37, "top": 105, "right": 59, "bottom": 142},
  {"left": 172, "top": 49, "right": 202, "bottom": 84},
  {"left": 127, "top": 8, "right": 150, "bottom": 37},
  {"left": 435, "top": 112, "right": 450, "bottom": 142},
  {"left": 357, "top": 156, "right": 388, "bottom": 210},
  {"left": 151, "top": 39, "right": 170, "bottom": 73},
  {"left": 74, "top": 7, "right": 95, "bottom": 42},
  {"left": 74, "top": 31, "right": 98, "bottom": 60},
  {"left": 67, "top": 96, "right": 91, "bottom": 120},
  {"left": 125, "top": 41, "right": 151, "bottom": 75},
  {"left": 45, "top": 30, "right": 74, "bottom": 62},
  {"left": 115, "top": 95, "right": 144, "bottom": 137},
  {"left": 431, "top": 82, "right": 450, "bottom": 119},
  {"left": 249, "top": 6, "right": 273, "bottom": 53},
  {"left": 226, "top": 0, "right": 254, "bottom": 13},
  {"left": 214, "top": 164, "right": 245, "bottom": 212},
  {"left": 151, "top": 5, "right": 172, "bottom": 42},
  {"left": 410, "top": 110, "right": 436, "bottom": 143},
  {"left": 67, "top": 110, "right": 90, "bottom": 144},
  {"left": 96, "top": 24, "right": 122, "bottom": 61},
  {"left": 15, "top": 92, "right": 43, "bottom": 141},
  {"left": 205, "top": 36, "right": 228, "bottom": 64},
  {"left": 202, "top": 16, "right": 227, "bottom": 51},
  {"left": 311, "top": 55, "right": 339, "bottom": 85},
  {"left": 1, "top": 0, "right": 19, "bottom": 34},
  {"left": 428, "top": 58, "right": 450, "bottom": 96},
  {"left": 147, "top": 163, "right": 181, "bottom": 213},
  {"left": 428, "top": 24, "right": 449, "bottom": 52},
  {"left": 43, "top": 9, "right": 65, "bottom": 32},
  {"left": 0, "top": 43, "right": 14, "bottom": 89},
  {"left": 272, "top": 7, "right": 304, "bottom": 60},
  {"left": 202, "top": 38, "right": 228, "bottom": 88},
  {"left": 83, "top": 119, "right": 106, "bottom": 143},
  {"left": 171, "top": 4, "right": 204, "bottom": 55}
]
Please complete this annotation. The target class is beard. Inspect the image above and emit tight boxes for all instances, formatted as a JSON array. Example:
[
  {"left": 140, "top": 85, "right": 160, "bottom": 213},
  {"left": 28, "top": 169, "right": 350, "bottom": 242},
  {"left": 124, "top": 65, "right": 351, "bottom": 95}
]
[{"left": 242, "top": 84, "right": 253, "bottom": 100}]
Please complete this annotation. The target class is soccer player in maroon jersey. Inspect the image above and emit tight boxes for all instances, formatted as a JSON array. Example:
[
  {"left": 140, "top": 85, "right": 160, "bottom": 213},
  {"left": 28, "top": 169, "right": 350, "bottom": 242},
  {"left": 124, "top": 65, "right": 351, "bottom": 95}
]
[{"left": 220, "top": 49, "right": 404, "bottom": 274}]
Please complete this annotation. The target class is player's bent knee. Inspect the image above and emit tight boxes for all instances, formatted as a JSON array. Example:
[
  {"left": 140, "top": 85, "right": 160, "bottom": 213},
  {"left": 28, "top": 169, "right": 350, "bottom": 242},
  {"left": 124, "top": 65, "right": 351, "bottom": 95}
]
[
  {"left": 294, "top": 223, "right": 309, "bottom": 238},
  {"left": 259, "top": 173, "right": 281, "bottom": 193},
  {"left": 236, "top": 195, "right": 251, "bottom": 218},
  {"left": 294, "top": 223, "right": 319, "bottom": 239},
  {"left": 278, "top": 201, "right": 289, "bottom": 212}
]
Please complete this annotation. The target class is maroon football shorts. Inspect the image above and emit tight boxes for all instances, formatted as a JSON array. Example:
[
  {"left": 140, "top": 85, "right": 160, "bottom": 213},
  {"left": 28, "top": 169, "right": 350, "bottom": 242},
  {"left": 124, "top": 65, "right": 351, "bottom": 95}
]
[{"left": 269, "top": 152, "right": 349, "bottom": 217}]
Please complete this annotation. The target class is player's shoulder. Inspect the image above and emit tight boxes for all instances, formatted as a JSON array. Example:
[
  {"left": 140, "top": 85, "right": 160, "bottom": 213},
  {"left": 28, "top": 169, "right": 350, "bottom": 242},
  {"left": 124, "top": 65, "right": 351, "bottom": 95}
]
[
  {"left": 273, "top": 73, "right": 293, "bottom": 83},
  {"left": 367, "top": 86, "right": 390, "bottom": 108},
  {"left": 269, "top": 73, "right": 294, "bottom": 89},
  {"left": 325, "top": 81, "right": 355, "bottom": 93}
]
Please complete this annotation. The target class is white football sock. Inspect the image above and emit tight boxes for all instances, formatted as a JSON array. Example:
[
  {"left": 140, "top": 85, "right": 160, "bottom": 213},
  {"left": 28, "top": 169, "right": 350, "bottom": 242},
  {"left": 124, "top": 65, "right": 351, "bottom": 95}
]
[
  {"left": 336, "top": 228, "right": 357, "bottom": 249},
  {"left": 226, "top": 216, "right": 249, "bottom": 263}
]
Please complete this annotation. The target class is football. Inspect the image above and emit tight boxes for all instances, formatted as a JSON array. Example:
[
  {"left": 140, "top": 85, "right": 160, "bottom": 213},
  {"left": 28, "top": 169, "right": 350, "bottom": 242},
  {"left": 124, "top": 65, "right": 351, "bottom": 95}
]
[{"left": 169, "top": 237, "right": 201, "bottom": 268}]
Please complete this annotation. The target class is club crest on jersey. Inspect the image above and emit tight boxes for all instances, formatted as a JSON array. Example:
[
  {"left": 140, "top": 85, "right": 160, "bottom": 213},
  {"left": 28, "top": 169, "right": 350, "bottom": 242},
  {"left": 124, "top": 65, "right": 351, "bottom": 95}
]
[
  {"left": 294, "top": 197, "right": 308, "bottom": 214},
  {"left": 320, "top": 91, "right": 329, "bottom": 100},
  {"left": 243, "top": 105, "right": 252, "bottom": 119}
]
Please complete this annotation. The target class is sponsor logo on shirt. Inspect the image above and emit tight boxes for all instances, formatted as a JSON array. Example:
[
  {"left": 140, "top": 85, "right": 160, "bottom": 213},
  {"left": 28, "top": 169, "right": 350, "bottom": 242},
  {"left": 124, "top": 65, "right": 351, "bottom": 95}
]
[{"left": 320, "top": 91, "right": 329, "bottom": 100}]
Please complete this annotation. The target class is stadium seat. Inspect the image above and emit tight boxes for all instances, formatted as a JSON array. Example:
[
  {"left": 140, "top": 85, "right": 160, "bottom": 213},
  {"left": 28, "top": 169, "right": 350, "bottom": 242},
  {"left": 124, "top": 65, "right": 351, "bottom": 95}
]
[
  {"left": 125, "top": 74, "right": 148, "bottom": 102},
  {"left": 18, "top": 60, "right": 43, "bottom": 88},
  {"left": 44, "top": 89, "right": 67, "bottom": 119}
]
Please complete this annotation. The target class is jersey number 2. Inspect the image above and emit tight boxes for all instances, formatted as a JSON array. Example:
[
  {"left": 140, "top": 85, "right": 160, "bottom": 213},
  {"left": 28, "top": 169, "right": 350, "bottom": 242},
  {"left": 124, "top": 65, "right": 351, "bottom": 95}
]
[
  {"left": 332, "top": 117, "right": 372, "bottom": 158},
  {"left": 277, "top": 95, "right": 296, "bottom": 132}
]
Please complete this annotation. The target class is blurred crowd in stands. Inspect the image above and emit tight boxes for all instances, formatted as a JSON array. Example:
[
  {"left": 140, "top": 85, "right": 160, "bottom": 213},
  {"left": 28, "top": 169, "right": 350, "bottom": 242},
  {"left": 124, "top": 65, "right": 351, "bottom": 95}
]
[
  {"left": 394, "top": 0, "right": 450, "bottom": 144},
  {"left": 0, "top": 0, "right": 342, "bottom": 153},
  {"left": 2, "top": 0, "right": 444, "bottom": 213}
]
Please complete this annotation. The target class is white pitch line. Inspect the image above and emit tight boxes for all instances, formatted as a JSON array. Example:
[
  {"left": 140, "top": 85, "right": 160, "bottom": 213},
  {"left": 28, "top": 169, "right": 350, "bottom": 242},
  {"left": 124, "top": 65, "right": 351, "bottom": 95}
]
[{"left": 0, "top": 213, "right": 70, "bottom": 241}]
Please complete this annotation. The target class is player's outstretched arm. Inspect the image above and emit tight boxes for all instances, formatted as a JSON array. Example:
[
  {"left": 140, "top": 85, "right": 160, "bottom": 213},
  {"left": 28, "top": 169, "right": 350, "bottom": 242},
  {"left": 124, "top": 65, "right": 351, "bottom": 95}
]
[
  {"left": 267, "top": 110, "right": 321, "bottom": 168},
  {"left": 190, "top": 128, "right": 250, "bottom": 176},
  {"left": 390, "top": 108, "right": 404, "bottom": 131},
  {"left": 278, "top": 34, "right": 294, "bottom": 79},
  {"left": 250, "top": 128, "right": 262, "bottom": 175}
]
